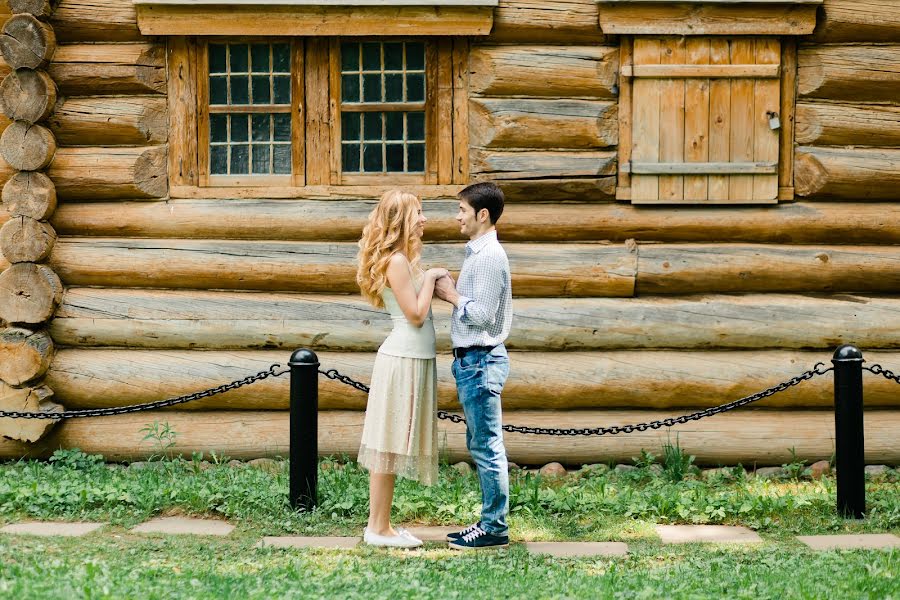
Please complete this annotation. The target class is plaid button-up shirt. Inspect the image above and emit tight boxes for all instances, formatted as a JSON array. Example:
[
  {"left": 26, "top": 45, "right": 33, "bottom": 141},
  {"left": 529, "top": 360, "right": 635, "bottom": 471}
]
[{"left": 450, "top": 230, "right": 513, "bottom": 349}]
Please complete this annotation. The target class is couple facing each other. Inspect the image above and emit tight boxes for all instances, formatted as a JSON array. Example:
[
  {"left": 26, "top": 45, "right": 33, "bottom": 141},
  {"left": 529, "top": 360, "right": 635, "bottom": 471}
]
[{"left": 355, "top": 182, "right": 512, "bottom": 550}]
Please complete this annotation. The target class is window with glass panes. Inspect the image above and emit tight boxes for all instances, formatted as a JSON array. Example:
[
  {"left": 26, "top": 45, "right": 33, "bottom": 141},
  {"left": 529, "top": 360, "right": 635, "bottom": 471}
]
[{"left": 339, "top": 41, "right": 427, "bottom": 175}]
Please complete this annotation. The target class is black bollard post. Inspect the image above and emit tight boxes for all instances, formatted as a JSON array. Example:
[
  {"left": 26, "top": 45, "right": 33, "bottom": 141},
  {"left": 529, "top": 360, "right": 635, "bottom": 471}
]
[
  {"left": 831, "top": 345, "right": 865, "bottom": 519},
  {"left": 289, "top": 348, "right": 319, "bottom": 511}
]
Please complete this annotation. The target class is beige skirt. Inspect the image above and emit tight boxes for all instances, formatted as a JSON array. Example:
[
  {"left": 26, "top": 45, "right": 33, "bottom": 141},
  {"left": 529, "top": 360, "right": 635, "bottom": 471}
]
[{"left": 357, "top": 351, "right": 438, "bottom": 485}]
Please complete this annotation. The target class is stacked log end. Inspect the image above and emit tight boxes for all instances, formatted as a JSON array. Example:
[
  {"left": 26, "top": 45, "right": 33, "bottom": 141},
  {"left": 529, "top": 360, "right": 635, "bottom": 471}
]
[{"left": 0, "top": 0, "right": 61, "bottom": 441}]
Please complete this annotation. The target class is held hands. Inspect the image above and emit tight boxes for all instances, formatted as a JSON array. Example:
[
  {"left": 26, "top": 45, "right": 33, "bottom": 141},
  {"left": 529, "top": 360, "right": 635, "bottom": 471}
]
[
  {"left": 426, "top": 267, "right": 450, "bottom": 281},
  {"left": 433, "top": 272, "right": 458, "bottom": 304}
]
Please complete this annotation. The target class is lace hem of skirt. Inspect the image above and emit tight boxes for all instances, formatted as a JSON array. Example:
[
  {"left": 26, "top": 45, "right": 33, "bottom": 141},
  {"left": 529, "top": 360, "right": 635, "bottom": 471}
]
[{"left": 358, "top": 444, "right": 438, "bottom": 486}]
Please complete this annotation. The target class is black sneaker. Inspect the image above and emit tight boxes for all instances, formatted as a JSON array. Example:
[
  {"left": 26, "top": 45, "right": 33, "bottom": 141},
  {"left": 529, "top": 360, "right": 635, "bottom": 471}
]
[
  {"left": 446, "top": 523, "right": 480, "bottom": 542},
  {"left": 447, "top": 525, "right": 509, "bottom": 550}
]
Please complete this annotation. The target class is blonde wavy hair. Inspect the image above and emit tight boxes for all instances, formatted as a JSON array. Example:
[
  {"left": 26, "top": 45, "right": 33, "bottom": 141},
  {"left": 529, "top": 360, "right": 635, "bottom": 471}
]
[{"left": 357, "top": 190, "right": 423, "bottom": 308}]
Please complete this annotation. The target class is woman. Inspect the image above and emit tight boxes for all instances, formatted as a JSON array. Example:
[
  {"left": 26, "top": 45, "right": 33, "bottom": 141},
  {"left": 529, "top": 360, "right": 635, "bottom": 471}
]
[{"left": 356, "top": 190, "right": 448, "bottom": 548}]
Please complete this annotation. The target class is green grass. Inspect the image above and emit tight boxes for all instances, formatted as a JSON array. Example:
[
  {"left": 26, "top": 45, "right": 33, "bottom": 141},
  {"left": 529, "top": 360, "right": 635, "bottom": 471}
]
[{"left": 1, "top": 450, "right": 898, "bottom": 599}]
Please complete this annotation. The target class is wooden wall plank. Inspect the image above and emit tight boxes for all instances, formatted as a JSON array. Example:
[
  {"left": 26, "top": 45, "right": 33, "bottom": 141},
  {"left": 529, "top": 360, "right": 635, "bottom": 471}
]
[
  {"left": 630, "top": 38, "right": 660, "bottom": 202},
  {"left": 778, "top": 39, "right": 797, "bottom": 200},
  {"left": 707, "top": 38, "right": 730, "bottom": 202},
  {"left": 451, "top": 37, "right": 469, "bottom": 184},
  {"left": 753, "top": 38, "right": 780, "bottom": 201},
  {"left": 305, "top": 39, "right": 331, "bottom": 185},
  {"left": 436, "top": 38, "right": 454, "bottom": 184},
  {"left": 728, "top": 39, "right": 754, "bottom": 201},
  {"left": 658, "top": 37, "right": 686, "bottom": 202},
  {"left": 683, "top": 38, "right": 709, "bottom": 202},
  {"left": 616, "top": 36, "right": 633, "bottom": 200}
]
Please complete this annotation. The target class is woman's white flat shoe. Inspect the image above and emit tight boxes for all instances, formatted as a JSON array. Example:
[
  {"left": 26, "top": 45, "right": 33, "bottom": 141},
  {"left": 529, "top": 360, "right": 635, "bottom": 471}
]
[{"left": 363, "top": 527, "right": 423, "bottom": 548}]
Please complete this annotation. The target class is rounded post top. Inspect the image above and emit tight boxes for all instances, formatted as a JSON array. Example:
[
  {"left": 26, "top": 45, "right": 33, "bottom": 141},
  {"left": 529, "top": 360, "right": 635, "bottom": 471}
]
[
  {"left": 832, "top": 344, "right": 863, "bottom": 361},
  {"left": 289, "top": 348, "right": 319, "bottom": 366}
]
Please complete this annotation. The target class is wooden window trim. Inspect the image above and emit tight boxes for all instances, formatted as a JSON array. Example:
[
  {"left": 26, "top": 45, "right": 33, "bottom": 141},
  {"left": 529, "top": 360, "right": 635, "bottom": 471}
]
[{"left": 168, "top": 36, "right": 468, "bottom": 198}]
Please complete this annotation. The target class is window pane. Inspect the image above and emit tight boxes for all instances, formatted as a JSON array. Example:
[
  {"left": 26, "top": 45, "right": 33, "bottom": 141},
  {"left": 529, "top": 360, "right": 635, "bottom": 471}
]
[
  {"left": 273, "top": 144, "right": 292, "bottom": 174},
  {"left": 363, "top": 74, "right": 381, "bottom": 103},
  {"left": 342, "top": 143, "right": 360, "bottom": 172},
  {"left": 210, "top": 114, "right": 228, "bottom": 143},
  {"left": 251, "top": 44, "right": 270, "bottom": 73},
  {"left": 406, "top": 42, "right": 425, "bottom": 70},
  {"left": 251, "top": 114, "right": 270, "bottom": 142},
  {"left": 271, "top": 44, "right": 289, "bottom": 73},
  {"left": 386, "top": 144, "right": 404, "bottom": 172},
  {"left": 230, "top": 115, "right": 249, "bottom": 142},
  {"left": 341, "top": 112, "right": 360, "bottom": 141},
  {"left": 384, "top": 43, "right": 403, "bottom": 71},
  {"left": 385, "top": 112, "right": 403, "bottom": 141},
  {"left": 230, "top": 144, "right": 249, "bottom": 174},
  {"left": 341, "top": 74, "right": 360, "bottom": 103},
  {"left": 210, "top": 146, "right": 228, "bottom": 174},
  {"left": 407, "top": 143, "right": 425, "bottom": 172},
  {"left": 273, "top": 76, "right": 290, "bottom": 105},
  {"left": 362, "top": 42, "right": 381, "bottom": 71},
  {"left": 230, "top": 75, "right": 249, "bottom": 104},
  {"left": 406, "top": 73, "right": 424, "bottom": 102},
  {"left": 341, "top": 42, "right": 359, "bottom": 71},
  {"left": 209, "top": 44, "right": 227, "bottom": 73},
  {"left": 363, "top": 112, "right": 382, "bottom": 141},
  {"left": 251, "top": 75, "right": 271, "bottom": 104},
  {"left": 385, "top": 74, "right": 402, "bottom": 102},
  {"left": 230, "top": 44, "right": 249, "bottom": 73},
  {"left": 209, "top": 76, "right": 227, "bottom": 105},
  {"left": 363, "top": 143, "right": 383, "bottom": 172},
  {"left": 252, "top": 144, "right": 271, "bottom": 174},
  {"left": 407, "top": 112, "right": 425, "bottom": 141},
  {"left": 273, "top": 114, "right": 291, "bottom": 142}
]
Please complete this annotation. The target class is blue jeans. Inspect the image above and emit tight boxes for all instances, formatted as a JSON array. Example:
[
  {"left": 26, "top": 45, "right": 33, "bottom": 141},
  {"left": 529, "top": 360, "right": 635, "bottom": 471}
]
[{"left": 451, "top": 344, "right": 510, "bottom": 537}]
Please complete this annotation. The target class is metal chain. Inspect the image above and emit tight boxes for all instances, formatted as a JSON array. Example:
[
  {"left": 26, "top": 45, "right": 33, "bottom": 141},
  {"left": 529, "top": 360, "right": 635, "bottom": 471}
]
[
  {"left": 321, "top": 362, "right": 834, "bottom": 436},
  {"left": 863, "top": 363, "right": 900, "bottom": 385},
  {"left": 0, "top": 364, "right": 289, "bottom": 419}
]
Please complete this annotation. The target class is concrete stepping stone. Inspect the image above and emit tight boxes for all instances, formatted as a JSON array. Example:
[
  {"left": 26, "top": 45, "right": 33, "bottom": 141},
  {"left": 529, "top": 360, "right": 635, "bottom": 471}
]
[
  {"left": 401, "top": 525, "right": 467, "bottom": 542},
  {"left": 524, "top": 542, "right": 628, "bottom": 557},
  {"left": 257, "top": 536, "right": 360, "bottom": 549},
  {"left": 796, "top": 534, "right": 900, "bottom": 551},
  {"left": 0, "top": 522, "right": 105, "bottom": 537},
  {"left": 656, "top": 525, "right": 763, "bottom": 544},
  {"left": 131, "top": 517, "right": 234, "bottom": 536}
]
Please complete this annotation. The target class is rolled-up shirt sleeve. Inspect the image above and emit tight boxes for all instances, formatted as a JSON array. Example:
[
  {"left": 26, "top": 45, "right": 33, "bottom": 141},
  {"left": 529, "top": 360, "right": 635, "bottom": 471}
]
[{"left": 456, "top": 254, "right": 506, "bottom": 329}]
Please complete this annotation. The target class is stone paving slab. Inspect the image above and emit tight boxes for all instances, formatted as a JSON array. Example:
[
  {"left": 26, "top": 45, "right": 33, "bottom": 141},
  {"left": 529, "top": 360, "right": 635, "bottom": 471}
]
[
  {"left": 656, "top": 525, "right": 763, "bottom": 544},
  {"left": 796, "top": 534, "right": 900, "bottom": 551},
  {"left": 401, "top": 526, "right": 466, "bottom": 542},
  {"left": 524, "top": 542, "right": 629, "bottom": 557},
  {"left": 257, "top": 536, "right": 361, "bottom": 549},
  {"left": 131, "top": 517, "right": 234, "bottom": 536},
  {"left": 0, "top": 522, "right": 105, "bottom": 537}
]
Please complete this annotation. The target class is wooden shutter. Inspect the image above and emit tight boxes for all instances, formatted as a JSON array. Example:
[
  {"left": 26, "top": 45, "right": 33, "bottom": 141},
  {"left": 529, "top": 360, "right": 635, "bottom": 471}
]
[{"left": 624, "top": 37, "right": 781, "bottom": 204}]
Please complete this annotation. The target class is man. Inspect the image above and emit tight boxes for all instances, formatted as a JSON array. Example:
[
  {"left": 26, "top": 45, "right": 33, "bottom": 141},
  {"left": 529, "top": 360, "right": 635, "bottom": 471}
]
[{"left": 434, "top": 181, "right": 513, "bottom": 550}]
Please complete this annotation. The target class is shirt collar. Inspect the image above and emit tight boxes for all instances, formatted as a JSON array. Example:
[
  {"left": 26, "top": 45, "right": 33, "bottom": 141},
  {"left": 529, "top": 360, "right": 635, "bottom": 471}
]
[{"left": 465, "top": 229, "right": 497, "bottom": 256}]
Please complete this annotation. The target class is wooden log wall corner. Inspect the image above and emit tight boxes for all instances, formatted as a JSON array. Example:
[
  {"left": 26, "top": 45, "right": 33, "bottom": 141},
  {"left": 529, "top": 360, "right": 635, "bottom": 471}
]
[{"left": 0, "top": 0, "right": 61, "bottom": 442}]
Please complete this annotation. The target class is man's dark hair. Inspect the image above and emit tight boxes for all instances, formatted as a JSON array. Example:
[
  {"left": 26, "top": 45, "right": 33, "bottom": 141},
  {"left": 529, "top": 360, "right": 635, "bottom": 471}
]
[{"left": 458, "top": 182, "right": 504, "bottom": 225}]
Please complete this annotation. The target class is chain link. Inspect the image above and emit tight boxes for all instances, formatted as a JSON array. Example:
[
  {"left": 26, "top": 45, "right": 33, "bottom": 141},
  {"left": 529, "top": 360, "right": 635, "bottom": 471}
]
[
  {"left": 320, "top": 362, "right": 834, "bottom": 436},
  {"left": 863, "top": 363, "right": 900, "bottom": 385},
  {"left": 0, "top": 364, "right": 289, "bottom": 420}
]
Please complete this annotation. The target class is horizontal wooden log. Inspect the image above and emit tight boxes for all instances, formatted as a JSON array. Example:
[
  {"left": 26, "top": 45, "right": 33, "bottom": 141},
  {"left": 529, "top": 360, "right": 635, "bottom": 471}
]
[
  {"left": 812, "top": 0, "right": 900, "bottom": 43},
  {"left": 8, "top": 0, "right": 60, "bottom": 19},
  {"left": 796, "top": 101, "right": 900, "bottom": 146},
  {"left": 47, "top": 96, "right": 167, "bottom": 146},
  {"left": 46, "top": 239, "right": 637, "bottom": 297},
  {"left": 469, "top": 98, "right": 617, "bottom": 149},
  {"left": 489, "top": 0, "right": 606, "bottom": 43},
  {"left": 0, "top": 261, "right": 62, "bottom": 324},
  {"left": 637, "top": 244, "right": 900, "bottom": 295},
  {"left": 0, "top": 215, "right": 55, "bottom": 262},
  {"left": 47, "top": 43, "right": 166, "bottom": 96},
  {"left": 469, "top": 45, "right": 618, "bottom": 98},
  {"left": 598, "top": 2, "right": 818, "bottom": 35},
  {"left": 492, "top": 177, "right": 616, "bottom": 201},
  {"left": 37, "top": 146, "right": 168, "bottom": 200},
  {"left": 0, "top": 14, "right": 55, "bottom": 70},
  {"left": 0, "top": 68, "right": 55, "bottom": 123},
  {"left": 0, "top": 121, "right": 55, "bottom": 171},
  {"left": 0, "top": 326, "right": 52, "bottom": 385},
  {"left": 51, "top": 289, "right": 900, "bottom": 353},
  {"left": 48, "top": 200, "right": 900, "bottom": 244},
  {"left": 795, "top": 147, "right": 900, "bottom": 201},
  {"left": 42, "top": 349, "right": 900, "bottom": 412},
  {"left": 798, "top": 45, "right": 900, "bottom": 102},
  {"left": 51, "top": 0, "right": 141, "bottom": 42},
  {"left": 470, "top": 149, "right": 617, "bottom": 180},
  {"left": 2, "top": 170, "right": 55, "bottom": 219},
  {"left": 0, "top": 382, "right": 59, "bottom": 443},
  {"left": 3, "top": 408, "right": 900, "bottom": 465}
]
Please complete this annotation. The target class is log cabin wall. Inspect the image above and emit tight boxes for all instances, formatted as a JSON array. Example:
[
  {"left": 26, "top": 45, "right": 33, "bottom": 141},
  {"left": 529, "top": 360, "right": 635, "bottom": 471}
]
[{"left": 0, "top": 0, "right": 898, "bottom": 465}]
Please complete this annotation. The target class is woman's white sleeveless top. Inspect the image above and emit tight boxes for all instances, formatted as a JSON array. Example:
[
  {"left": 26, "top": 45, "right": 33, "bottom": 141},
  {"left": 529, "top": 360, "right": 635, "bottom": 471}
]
[{"left": 378, "top": 286, "right": 436, "bottom": 359}]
